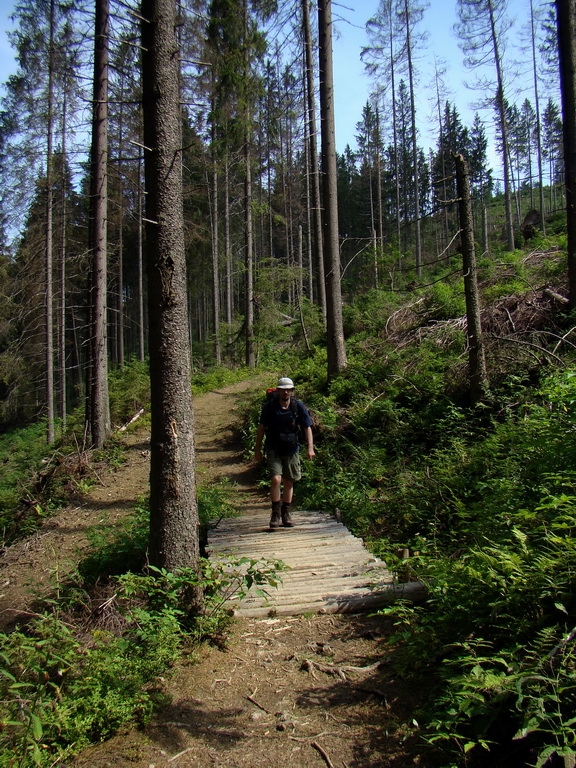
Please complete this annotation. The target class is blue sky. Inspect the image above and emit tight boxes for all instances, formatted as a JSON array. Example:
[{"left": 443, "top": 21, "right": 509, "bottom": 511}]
[
  {"left": 0, "top": 0, "right": 557, "bottom": 166},
  {"left": 0, "top": 0, "right": 13, "bottom": 80}
]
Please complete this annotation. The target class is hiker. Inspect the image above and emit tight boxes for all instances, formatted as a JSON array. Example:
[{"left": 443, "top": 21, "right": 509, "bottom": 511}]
[{"left": 254, "top": 377, "right": 315, "bottom": 529}]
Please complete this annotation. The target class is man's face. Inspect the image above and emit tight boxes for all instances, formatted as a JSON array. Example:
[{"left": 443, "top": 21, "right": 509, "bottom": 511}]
[{"left": 279, "top": 388, "right": 293, "bottom": 403}]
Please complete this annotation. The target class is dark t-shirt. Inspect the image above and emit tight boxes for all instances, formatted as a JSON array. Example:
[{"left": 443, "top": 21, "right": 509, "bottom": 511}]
[{"left": 259, "top": 397, "right": 313, "bottom": 456}]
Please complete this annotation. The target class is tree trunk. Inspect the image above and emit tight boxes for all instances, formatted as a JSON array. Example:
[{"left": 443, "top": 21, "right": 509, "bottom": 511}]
[
  {"left": 303, "top": 0, "right": 327, "bottom": 317},
  {"left": 304, "top": 124, "right": 315, "bottom": 301},
  {"left": 375, "top": 104, "right": 384, "bottom": 272},
  {"left": 141, "top": 0, "right": 201, "bottom": 591},
  {"left": 455, "top": 153, "right": 489, "bottom": 406},
  {"left": 210, "top": 158, "right": 222, "bottom": 364},
  {"left": 487, "top": 0, "right": 514, "bottom": 251},
  {"left": 389, "top": 40, "right": 402, "bottom": 257},
  {"left": 318, "top": 0, "right": 347, "bottom": 378},
  {"left": 137, "top": 152, "right": 145, "bottom": 362},
  {"left": 556, "top": 0, "right": 576, "bottom": 307},
  {"left": 45, "top": 0, "right": 55, "bottom": 445},
  {"left": 224, "top": 157, "right": 233, "bottom": 354},
  {"left": 403, "top": 0, "right": 422, "bottom": 276},
  {"left": 244, "top": 136, "right": 255, "bottom": 367},
  {"left": 243, "top": 0, "right": 255, "bottom": 368},
  {"left": 86, "top": 0, "right": 111, "bottom": 448},
  {"left": 59, "top": 96, "right": 68, "bottom": 433},
  {"left": 116, "top": 94, "right": 126, "bottom": 369}
]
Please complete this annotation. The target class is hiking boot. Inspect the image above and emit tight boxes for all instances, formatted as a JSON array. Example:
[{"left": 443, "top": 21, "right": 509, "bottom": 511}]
[
  {"left": 281, "top": 502, "right": 294, "bottom": 527},
  {"left": 269, "top": 501, "right": 282, "bottom": 529}
]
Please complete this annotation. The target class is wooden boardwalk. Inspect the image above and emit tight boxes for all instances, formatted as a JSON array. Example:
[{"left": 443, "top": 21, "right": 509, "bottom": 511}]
[{"left": 207, "top": 508, "right": 421, "bottom": 617}]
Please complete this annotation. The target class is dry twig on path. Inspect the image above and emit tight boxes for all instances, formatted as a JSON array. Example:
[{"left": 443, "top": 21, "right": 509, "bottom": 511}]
[
  {"left": 311, "top": 741, "right": 336, "bottom": 768},
  {"left": 246, "top": 690, "right": 271, "bottom": 714}
]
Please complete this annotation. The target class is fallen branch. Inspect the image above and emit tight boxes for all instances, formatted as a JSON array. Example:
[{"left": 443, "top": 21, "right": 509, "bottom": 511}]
[
  {"left": 118, "top": 408, "right": 145, "bottom": 432},
  {"left": 552, "top": 326, "right": 576, "bottom": 354},
  {"left": 543, "top": 288, "right": 569, "bottom": 305},
  {"left": 168, "top": 747, "right": 194, "bottom": 762},
  {"left": 246, "top": 690, "right": 271, "bottom": 714},
  {"left": 311, "top": 741, "right": 335, "bottom": 768},
  {"left": 488, "top": 335, "right": 563, "bottom": 363}
]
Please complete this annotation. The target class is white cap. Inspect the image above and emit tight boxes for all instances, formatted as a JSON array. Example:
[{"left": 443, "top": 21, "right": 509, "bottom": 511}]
[{"left": 277, "top": 377, "right": 294, "bottom": 389}]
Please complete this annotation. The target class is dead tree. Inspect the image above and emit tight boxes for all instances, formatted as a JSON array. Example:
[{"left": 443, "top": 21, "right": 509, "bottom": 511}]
[{"left": 455, "top": 153, "right": 489, "bottom": 405}]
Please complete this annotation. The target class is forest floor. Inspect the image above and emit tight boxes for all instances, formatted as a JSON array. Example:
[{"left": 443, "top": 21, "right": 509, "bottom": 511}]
[{"left": 0, "top": 377, "right": 439, "bottom": 768}]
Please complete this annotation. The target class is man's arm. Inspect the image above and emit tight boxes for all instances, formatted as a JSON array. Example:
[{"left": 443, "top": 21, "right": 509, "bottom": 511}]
[
  {"left": 303, "top": 426, "right": 315, "bottom": 460},
  {"left": 254, "top": 423, "right": 266, "bottom": 462}
]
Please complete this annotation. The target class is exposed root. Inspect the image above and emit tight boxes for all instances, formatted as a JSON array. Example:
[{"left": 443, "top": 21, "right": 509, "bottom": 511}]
[{"left": 300, "top": 657, "right": 384, "bottom": 682}]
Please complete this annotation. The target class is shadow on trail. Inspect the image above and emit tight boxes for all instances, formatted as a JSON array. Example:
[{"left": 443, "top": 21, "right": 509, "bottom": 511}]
[{"left": 147, "top": 700, "right": 252, "bottom": 754}]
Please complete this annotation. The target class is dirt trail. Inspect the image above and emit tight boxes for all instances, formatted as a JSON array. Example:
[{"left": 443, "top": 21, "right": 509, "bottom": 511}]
[{"left": 0, "top": 377, "right": 430, "bottom": 767}]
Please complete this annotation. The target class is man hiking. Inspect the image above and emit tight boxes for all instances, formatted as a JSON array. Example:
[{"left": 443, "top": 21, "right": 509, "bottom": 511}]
[{"left": 254, "top": 377, "right": 315, "bottom": 529}]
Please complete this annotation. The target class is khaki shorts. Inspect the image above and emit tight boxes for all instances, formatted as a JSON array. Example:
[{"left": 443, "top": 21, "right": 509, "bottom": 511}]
[{"left": 266, "top": 449, "right": 302, "bottom": 481}]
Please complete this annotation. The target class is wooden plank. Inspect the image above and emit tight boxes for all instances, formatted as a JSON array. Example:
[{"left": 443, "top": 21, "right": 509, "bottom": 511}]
[
  {"left": 208, "top": 508, "right": 424, "bottom": 616},
  {"left": 210, "top": 545, "right": 369, "bottom": 561},
  {"left": 231, "top": 582, "right": 428, "bottom": 618}
]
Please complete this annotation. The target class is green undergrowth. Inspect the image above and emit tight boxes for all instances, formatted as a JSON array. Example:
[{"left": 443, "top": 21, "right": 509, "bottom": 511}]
[
  {"left": 0, "top": 423, "right": 56, "bottom": 544},
  {"left": 307, "top": 367, "right": 576, "bottom": 768},
  {"left": 0, "top": 483, "right": 283, "bottom": 767}
]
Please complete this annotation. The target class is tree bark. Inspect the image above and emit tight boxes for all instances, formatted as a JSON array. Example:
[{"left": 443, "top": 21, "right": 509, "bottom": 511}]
[
  {"left": 210, "top": 157, "right": 222, "bottom": 364},
  {"left": 556, "top": 0, "right": 576, "bottom": 308},
  {"left": 455, "top": 153, "right": 489, "bottom": 406},
  {"left": 141, "top": 0, "right": 201, "bottom": 590},
  {"left": 224, "top": 157, "right": 233, "bottom": 354},
  {"left": 528, "top": 0, "right": 545, "bottom": 234},
  {"left": 318, "top": 0, "right": 347, "bottom": 378},
  {"left": 244, "top": 135, "right": 255, "bottom": 367},
  {"left": 243, "top": 0, "right": 255, "bottom": 368},
  {"left": 45, "top": 0, "right": 55, "bottom": 444},
  {"left": 86, "top": 0, "right": 111, "bottom": 448},
  {"left": 59, "top": 95, "right": 68, "bottom": 433},
  {"left": 302, "top": 0, "right": 326, "bottom": 317},
  {"left": 403, "top": 0, "right": 423, "bottom": 276},
  {"left": 137, "top": 152, "right": 145, "bottom": 362}
]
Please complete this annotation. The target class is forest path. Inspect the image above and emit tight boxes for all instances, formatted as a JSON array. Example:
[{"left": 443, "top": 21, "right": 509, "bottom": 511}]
[{"left": 1, "top": 376, "right": 430, "bottom": 767}]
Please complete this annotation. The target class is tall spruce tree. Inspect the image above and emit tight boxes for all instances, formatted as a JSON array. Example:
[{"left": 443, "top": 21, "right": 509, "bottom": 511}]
[
  {"left": 397, "top": 0, "right": 427, "bottom": 275},
  {"left": 205, "top": 0, "right": 276, "bottom": 367},
  {"left": 318, "top": 0, "right": 347, "bottom": 377},
  {"left": 431, "top": 102, "right": 469, "bottom": 243},
  {"left": 141, "top": 0, "right": 201, "bottom": 585},
  {"left": 542, "top": 98, "right": 563, "bottom": 210},
  {"left": 302, "top": 0, "right": 326, "bottom": 315},
  {"left": 528, "top": 0, "right": 546, "bottom": 228},
  {"left": 86, "top": 0, "right": 111, "bottom": 449}
]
